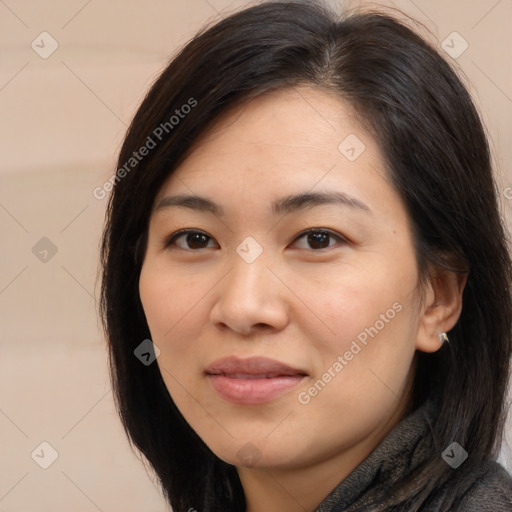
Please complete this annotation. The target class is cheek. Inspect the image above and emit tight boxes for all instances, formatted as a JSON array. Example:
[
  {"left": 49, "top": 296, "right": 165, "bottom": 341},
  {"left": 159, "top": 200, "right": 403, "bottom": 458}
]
[
  {"left": 298, "top": 251, "right": 419, "bottom": 354},
  {"left": 139, "top": 266, "right": 203, "bottom": 409},
  {"left": 296, "top": 256, "right": 420, "bottom": 420},
  {"left": 310, "top": 277, "right": 419, "bottom": 408},
  {"left": 138, "top": 262, "right": 216, "bottom": 394},
  {"left": 311, "top": 293, "right": 417, "bottom": 400},
  {"left": 139, "top": 261, "right": 208, "bottom": 341}
]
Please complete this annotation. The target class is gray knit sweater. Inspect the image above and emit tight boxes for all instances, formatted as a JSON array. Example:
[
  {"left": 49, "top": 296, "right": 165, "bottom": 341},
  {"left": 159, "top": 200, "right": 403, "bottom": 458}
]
[{"left": 316, "top": 400, "right": 512, "bottom": 511}]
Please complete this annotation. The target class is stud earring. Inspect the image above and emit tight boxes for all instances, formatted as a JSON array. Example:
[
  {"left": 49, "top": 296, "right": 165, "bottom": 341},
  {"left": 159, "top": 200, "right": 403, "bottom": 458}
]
[{"left": 438, "top": 332, "right": 449, "bottom": 344}]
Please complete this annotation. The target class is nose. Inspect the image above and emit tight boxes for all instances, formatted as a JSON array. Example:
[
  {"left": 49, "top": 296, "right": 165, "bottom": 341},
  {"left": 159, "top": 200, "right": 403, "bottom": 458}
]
[{"left": 209, "top": 253, "right": 290, "bottom": 336}]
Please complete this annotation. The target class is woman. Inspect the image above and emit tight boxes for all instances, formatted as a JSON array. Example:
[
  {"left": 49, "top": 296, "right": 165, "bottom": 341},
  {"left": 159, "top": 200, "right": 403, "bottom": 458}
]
[{"left": 100, "top": 1, "right": 512, "bottom": 510}]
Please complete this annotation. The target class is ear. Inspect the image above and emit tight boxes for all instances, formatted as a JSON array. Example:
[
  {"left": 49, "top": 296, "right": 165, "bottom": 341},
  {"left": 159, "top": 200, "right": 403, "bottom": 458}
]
[{"left": 415, "top": 269, "right": 467, "bottom": 353}]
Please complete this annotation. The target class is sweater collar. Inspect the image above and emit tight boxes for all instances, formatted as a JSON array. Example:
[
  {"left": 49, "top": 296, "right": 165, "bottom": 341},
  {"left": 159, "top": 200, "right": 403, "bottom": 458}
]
[{"left": 316, "top": 399, "right": 437, "bottom": 511}]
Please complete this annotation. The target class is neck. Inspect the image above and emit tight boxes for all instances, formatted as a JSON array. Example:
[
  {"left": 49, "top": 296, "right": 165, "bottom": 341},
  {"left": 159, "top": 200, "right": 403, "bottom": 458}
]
[
  {"left": 239, "top": 464, "right": 347, "bottom": 512},
  {"left": 237, "top": 397, "right": 409, "bottom": 512}
]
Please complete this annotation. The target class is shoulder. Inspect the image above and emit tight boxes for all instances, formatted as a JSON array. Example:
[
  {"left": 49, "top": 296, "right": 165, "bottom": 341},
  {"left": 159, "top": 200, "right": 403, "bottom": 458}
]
[{"left": 451, "top": 461, "right": 512, "bottom": 512}]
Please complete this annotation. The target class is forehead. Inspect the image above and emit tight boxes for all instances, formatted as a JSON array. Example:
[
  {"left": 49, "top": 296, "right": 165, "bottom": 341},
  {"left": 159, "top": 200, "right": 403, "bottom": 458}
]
[{"left": 155, "top": 87, "right": 395, "bottom": 216}]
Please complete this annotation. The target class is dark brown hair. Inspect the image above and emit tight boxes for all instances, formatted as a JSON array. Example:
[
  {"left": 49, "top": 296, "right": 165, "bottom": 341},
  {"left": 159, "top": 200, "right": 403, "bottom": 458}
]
[{"left": 100, "top": 2, "right": 512, "bottom": 510}]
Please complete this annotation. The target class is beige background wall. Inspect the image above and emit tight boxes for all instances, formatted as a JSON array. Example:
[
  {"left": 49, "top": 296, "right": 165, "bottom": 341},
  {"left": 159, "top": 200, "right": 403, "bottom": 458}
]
[{"left": 1, "top": 1, "right": 511, "bottom": 510}]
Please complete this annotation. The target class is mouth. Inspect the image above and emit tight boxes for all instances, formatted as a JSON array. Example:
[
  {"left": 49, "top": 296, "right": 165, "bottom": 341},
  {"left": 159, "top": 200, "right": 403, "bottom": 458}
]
[{"left": 205, "top": 356, "right": 308, "bottom": 405}]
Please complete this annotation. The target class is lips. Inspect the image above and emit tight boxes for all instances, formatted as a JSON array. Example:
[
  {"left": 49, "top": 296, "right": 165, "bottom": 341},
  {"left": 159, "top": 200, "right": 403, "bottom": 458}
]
[
  {"left": 205, "top": 356, "right": 307, "bottom": 405},
  {"left": 206, "top": 356, "right": 307, "bottom": 377}
]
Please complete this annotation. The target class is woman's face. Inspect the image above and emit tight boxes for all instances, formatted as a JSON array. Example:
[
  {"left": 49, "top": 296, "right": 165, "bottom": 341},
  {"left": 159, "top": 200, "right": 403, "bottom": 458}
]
[{"left": 139, "top": 87, "right": 430, "bottom": 472}]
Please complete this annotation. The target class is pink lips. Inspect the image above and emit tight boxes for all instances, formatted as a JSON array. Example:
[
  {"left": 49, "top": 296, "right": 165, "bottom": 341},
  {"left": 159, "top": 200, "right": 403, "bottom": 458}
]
[{"left": 205, "top": 356, "right": 307, "bottom": 405}]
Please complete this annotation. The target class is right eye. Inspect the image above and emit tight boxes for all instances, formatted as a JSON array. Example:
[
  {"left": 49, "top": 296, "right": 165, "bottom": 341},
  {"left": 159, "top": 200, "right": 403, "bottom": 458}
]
[{"left": 165, "top": 229, "right": 219, "bottom": 250}]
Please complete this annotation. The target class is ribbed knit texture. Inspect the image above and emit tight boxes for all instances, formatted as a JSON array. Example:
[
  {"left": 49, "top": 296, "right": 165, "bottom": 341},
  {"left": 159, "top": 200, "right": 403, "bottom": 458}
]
[{"left": 316, "top": 400, "right": 512, "bottom": 511}]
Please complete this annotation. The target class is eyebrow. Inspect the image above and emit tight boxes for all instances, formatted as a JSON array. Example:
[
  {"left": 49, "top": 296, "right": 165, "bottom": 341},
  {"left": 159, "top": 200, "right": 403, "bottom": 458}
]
[{"left": 154, "top": 191, "right": 372, "bottom": 217}]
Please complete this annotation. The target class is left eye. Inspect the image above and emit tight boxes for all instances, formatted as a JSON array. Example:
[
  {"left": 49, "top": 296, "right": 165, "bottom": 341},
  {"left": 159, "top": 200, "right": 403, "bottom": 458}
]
[
  {"left": 166, "top": 230, "right": 217, "bottom": 250},
  {"left": 292, "top": 229, "right": 346, "bottom": 250}
]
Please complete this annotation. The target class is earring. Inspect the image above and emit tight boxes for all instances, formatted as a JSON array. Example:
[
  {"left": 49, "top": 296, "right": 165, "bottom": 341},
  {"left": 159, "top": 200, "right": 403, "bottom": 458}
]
[{"left": 438, "top": 332, "right": 449, "bottom": 344}]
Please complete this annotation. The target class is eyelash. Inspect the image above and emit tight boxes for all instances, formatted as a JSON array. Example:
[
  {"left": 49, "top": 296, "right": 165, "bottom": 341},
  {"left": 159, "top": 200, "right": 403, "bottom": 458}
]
[{"left": 164, "top": 228, "right": 348, "bottom": 251}]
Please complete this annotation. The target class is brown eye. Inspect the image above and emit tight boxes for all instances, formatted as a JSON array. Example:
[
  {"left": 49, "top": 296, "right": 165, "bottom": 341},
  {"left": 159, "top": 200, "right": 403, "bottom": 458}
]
[
  {"left": 166, "top": 230, "right": 217, "bottom": 250},
  {"left": 292, "top": 229, "right": 346, "bottom": 250}
]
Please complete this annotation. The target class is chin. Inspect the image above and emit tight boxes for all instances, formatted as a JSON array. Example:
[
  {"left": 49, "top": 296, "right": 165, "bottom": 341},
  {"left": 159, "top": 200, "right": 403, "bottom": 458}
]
[{"left": 207, "top": 434, "right": 305, "bottom": 470}]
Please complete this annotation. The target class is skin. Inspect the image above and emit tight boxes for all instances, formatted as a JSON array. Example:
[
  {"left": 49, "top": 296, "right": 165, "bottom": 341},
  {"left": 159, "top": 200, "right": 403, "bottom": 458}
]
[{"left": 139, "top": 87, "right": 466, "bottom": 512}]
